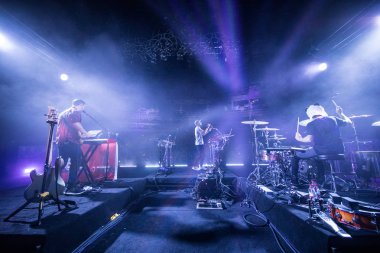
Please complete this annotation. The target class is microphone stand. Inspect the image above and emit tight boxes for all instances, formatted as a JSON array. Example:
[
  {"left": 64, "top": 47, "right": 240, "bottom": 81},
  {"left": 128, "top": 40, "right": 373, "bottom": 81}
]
[{"left": 83, "top": 111, "right": 110, "bottom": 137}]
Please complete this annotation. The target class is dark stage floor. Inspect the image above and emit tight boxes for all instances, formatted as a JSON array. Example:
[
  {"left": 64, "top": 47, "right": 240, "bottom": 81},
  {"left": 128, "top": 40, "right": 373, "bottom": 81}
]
[{"left": 1, "top": 167, "right": 380, "bottom": 253}]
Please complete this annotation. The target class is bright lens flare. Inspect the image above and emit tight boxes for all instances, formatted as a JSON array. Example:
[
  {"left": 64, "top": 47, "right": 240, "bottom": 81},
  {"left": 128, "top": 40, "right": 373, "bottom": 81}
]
[
  {"left": 318, "top": 62, "right": 328, "bottom": 71},
  {"left": 60, "top": 73, "right": 69, "bottom": 81},
  {"left": 0, "top": 33, "right": 14, "bottom": 51}
]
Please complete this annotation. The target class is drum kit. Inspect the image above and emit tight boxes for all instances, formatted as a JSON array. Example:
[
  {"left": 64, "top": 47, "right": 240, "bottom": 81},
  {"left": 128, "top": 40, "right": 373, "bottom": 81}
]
[
  {"left": 241, "top": 114, "right": 380, "bottom": 187},
  {"left": 241, "top": 120, "right": 291, "bottom": 186},
  {"left": 297, "top": 114, "right": 380, "bottom": 188}
]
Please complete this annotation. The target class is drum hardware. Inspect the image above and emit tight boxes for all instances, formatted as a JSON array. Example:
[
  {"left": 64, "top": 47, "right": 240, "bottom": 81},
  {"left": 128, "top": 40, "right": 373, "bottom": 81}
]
[
  {"left": 306, "top": 185, "right": 352, "bottom": 238},
  {"left": 157, "top": 135, "right": 175, "bottom": 173},
  {"left": 241, "top": 120, "right": 269, "bottom": 183},
  {"left": 260, "top": 149, "right": 294, "bottom": 188},
  {"left": 241, "top": 120, "right": 269, "bottom": 125},
  {"left": 255, "top": 127, "right": 280, "bottom": 131},
  {"left": 207, "top": 128, "right": 233, "bottom": 168}
]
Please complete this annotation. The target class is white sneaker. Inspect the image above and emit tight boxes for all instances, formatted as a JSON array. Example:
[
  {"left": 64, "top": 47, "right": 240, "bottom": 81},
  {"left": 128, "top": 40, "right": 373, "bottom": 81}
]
[{"left": 192, "top": 166, "right": 201, "bottom": 171}]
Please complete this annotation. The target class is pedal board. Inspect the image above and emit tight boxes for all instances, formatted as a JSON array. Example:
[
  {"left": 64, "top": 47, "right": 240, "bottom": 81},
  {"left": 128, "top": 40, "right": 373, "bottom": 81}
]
[{"left": 196, "top": 200, "right": 223, "bottom": 210}]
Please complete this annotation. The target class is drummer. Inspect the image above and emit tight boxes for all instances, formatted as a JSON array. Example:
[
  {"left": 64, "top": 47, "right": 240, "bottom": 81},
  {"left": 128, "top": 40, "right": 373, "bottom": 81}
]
[{"left": 292, "top": 103, "right": 352, "bottom": 186}]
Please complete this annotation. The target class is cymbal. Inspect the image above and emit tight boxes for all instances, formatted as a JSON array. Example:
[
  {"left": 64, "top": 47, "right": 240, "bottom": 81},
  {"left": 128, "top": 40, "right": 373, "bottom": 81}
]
[
  {"left": 221, "top": 134, "right": 234, "bottom": 138},
  {"left": 269, "top": 134, "right": 283, "bottom": 138},
  {"left": 372, "top": 121, "right": 380, "bottom": 126},
  {"left": 298, "top": 119, "right": 312, "bottom": 126},
  {"left": 255, "top": 127, "right": 279, "bottom": 131},
  {"left": 349, "top": 114, "right": 373, "bottom": 119},
  {"left": 268, "top": 137, "right": 287, "bottom": 140},
  {"left": 241, "top": 120, "right": 269, "bottom": 125}
]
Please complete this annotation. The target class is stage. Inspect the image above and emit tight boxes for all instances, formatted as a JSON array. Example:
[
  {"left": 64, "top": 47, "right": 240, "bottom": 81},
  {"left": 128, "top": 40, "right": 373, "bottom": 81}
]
[{"left": 0, "top": 167, "right": 380, "bottom": 253}]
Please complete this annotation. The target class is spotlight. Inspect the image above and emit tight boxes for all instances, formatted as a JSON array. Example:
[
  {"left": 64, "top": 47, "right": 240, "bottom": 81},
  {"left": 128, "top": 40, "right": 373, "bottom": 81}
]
[
  {"left": 60, "top": 73, "right": 69, "bottom": 81},
  {"left": 0, "top": 33, "right": 14, "bottom": 51},
  {"left": 318, "top": 62, "right": 328, "bottom": 71},
  {"left": 23, "top": 167, "right": 36, "bottom": 176}
]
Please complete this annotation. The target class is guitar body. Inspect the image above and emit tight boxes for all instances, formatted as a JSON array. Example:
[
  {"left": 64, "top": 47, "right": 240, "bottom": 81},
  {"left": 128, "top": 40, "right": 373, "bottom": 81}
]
[{"left": 24, "top": 157, "right": 66, "bottom": 202}]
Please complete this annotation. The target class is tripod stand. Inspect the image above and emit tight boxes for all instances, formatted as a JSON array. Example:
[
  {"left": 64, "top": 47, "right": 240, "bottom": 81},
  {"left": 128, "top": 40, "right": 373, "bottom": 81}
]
[
  {"left": 157, "top": 136, "right": 175, "bottom": 175},
  {"left": 4, "top": 107, "right": 75, "bottom": 226},
  {"left": 241, "top": 120, "right": 269, "bottom": 183}
]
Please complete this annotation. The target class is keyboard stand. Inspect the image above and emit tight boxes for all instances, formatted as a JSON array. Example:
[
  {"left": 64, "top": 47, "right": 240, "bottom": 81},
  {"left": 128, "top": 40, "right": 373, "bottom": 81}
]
[{"left": 78, "top": 139, "right": 109, "bottom": 186}]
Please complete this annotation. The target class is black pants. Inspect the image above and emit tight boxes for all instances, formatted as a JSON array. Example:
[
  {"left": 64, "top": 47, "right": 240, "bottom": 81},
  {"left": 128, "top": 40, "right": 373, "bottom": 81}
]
[
  {"left": 58, "top": 142, "right": 82, "bottom": 189},
  {"left": 194, "top": 145, "right": 205, "bottom": 167},
  {"left": 292, "top": 147, "right": 325, "bottom": 184}
]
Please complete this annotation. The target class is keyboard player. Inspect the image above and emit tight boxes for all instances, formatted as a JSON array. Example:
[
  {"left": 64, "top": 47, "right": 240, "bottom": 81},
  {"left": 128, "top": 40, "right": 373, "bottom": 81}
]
[
  {"left": 292, "top": 103, "right": 352, "bottom": 186},
  {"left": 56, "top": 99, "right": 89, "bottom": 195}
]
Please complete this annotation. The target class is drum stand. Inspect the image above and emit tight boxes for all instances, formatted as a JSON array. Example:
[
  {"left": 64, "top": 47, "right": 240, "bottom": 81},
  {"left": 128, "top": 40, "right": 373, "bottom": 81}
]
[
  {"left": 248, "top": 125, "right": 261, "bottom": 183},
  {"left": 157, "top": 137, "right": 174, "bottom": 175}
]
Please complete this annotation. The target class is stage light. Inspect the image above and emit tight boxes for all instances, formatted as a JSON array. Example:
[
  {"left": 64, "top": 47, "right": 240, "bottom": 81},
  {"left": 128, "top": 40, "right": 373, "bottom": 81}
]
[
  {"left": 174, "top": 164, "right": 188, "bottom": 167},
  {"left": 226, "top": 163, "right": 244, "bottom": 167},
  {"left": 318, "top": 62, "right": 328, "bottom": 71},
  {"left": 23, "top": 167, "right": 36, "bottom": 176},
  {"left": 145, "top": 164, "right": 160, "bottom": 168},
  {"left": 0, "top": 32, "right": 14, "bottom": 51},
  {"left": 60, "top": 73, "right": 69, "bottom": 81}
]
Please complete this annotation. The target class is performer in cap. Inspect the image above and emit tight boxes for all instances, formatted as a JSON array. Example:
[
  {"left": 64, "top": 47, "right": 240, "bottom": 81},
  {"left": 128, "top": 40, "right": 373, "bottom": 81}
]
[{"left": 292, "top": 103, "right": 352, "bottom": 185}]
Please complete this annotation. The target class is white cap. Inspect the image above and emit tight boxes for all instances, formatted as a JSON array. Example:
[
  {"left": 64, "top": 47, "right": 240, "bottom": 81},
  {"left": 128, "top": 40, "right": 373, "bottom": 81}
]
[{"left": 306, "top": 104, "right": 328, "bottom": 119}]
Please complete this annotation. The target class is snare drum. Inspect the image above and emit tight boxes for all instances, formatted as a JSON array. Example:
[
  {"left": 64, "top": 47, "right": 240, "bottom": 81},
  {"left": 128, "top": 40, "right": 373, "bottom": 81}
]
[{"left": 328, "top": 203, "right": 380, "bottom": 232}]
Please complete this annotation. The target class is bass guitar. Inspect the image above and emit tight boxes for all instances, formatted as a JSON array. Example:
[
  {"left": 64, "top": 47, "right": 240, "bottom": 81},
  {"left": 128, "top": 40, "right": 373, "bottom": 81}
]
[{"left": 24, "top": 106, "right": 65, "bottom": 202}]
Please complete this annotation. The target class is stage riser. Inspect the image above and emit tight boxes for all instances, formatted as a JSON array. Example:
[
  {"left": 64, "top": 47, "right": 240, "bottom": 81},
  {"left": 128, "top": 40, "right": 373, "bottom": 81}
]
[
  {"left": 249, "top": 186, "right": 380, "bottom": 253},
  {"left": 0, "top": 179, "right": 146, "bottom": 253}
]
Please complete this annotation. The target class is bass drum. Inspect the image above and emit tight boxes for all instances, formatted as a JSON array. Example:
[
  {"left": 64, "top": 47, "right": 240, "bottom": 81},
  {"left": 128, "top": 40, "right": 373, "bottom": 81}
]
[
  {"left": 354, "top": 151, "right": 380, "bottom": 179},
  {"left": 298, "top": 159, "right": 317, "bottom": 183}
]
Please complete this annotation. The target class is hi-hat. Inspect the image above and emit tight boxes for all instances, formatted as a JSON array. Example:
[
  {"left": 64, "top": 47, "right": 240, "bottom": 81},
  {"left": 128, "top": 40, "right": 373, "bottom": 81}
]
[
  {"left": 255, "top": 127, "right": 279, "bottom": 131},
  {"left": 372, "top": 121, "right": 380, "bottom": 126},
  {"left": 241, "top": 120, "right": 269, "bottom": 125},
  {"left": 268, "top": 137, "right": 286, "bottom": 140},
  {"left": 349, "top": 114, "right": 373, "bottom": 119},
  {"left": 299, "top": 119, "right": 312, "bottom": 126}
]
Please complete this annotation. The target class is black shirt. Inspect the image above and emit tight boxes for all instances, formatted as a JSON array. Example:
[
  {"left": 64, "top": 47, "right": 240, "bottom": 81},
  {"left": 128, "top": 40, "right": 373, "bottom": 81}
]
[{"left": 306, "top": 116, "right": 347, "bottom": 154}]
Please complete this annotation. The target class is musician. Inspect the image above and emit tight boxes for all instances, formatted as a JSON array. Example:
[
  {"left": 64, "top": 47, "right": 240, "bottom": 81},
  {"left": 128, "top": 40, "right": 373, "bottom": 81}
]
[
  {"left": 292, "top": 103, "right": 352, "bottom": 185},
  {"left": 56, "top": 99, "right": 88, "bottom": 195},
  {"left": 192, "top": 120, "right": 212, "bottom": 170}
]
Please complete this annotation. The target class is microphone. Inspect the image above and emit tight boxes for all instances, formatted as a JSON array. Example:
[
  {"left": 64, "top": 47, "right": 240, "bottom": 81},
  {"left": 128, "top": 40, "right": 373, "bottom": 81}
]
[{"left": 331, "top": 92, "right": 340, "bottom": 99}]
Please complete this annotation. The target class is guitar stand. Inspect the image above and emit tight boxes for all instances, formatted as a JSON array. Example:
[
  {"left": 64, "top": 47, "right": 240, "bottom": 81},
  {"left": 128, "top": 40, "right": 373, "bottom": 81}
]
[{"left": 4, "top": 166, "right": 77, "bottom": 226}]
